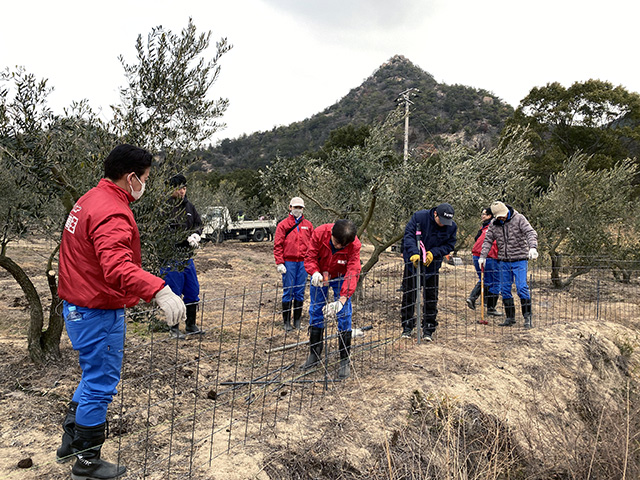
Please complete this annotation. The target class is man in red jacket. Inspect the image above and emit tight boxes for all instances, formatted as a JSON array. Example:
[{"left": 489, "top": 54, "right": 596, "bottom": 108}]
[
  {"left": 56, "top": 144, "right": 186, "bottom": 480},
  {"left": 273, "top": 197, "right": 314, "bottom": 331},
  {"left": 301, "top": 219, "right": 361, "bottom": 379}
]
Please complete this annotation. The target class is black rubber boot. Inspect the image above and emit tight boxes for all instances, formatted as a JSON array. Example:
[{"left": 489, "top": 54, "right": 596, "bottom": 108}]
[
  {"left": 292, "top": 300, "right": 304, "bottom": 330},
  {"left": 282, "top": 301, "right": 293, "bottom": 332},
  {"left": 499, "top": 298, "right": 516, "bottom": 326},
  {"left": 466, "top": 282, "right": 482, "bottom": 310},
  {"left": 185, "top": 303, "right": 203, "bottom": 335},
  {"left": 338, "top": 330, "right": 352, "bottom": 379},
  {"left": 56, "top": 401, "right": 78, "bottom": 463},
  {"left": 71, "top": 423, "right": 126, "bottom": 480},
  {"left": 522, "top": 298, "right": 533, "bottom": 329},
  {"left": 169, "top": 325, "right": 186, "bottom": 339},
  {"left": 486, "top": 294, "right": 504, "bottom": 316},
  {"left": 300, "top": 327, "right": 324, "bottom": 370}
]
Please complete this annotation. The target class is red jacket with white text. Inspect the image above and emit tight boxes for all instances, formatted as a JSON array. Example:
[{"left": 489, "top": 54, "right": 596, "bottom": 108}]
[
  {"left": 304, "top": 223, "right": 361, "bottom": 298},
  {"left": 58, "top": 179, "right": 165, "bottom": 309},
  {"left": 273, "top": 214, "right": 314, "bottom": 264}
]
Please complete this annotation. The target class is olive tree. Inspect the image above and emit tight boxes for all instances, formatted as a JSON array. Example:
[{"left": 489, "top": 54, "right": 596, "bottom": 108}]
[
  {"left": 0, "top": 19, "right": 231, "bottom": 363},
  {"left": 111, "top": 18, "right": 231, "bottom": 274},
  {"left": 530, "top": 153, "right": 639, "bottom": 288},
  {"left": 263, "top": 109, "right": 423, "bottom": 277},
  {"left": 0, "top": 68, "right": 112, "bottom": 363},
  {"left": 426, "top": 127, "right": 536, "bottom": 251},
  {"left": 263, "top": 113, "right": 536, "bottom": 279}
]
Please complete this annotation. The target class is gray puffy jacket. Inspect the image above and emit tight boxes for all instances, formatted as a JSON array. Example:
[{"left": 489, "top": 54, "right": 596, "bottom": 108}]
[{"left": 480, "top": 206, "right": 537, "bottom": 262}]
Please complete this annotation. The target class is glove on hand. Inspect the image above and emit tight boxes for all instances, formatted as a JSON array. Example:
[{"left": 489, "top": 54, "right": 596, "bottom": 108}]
[
  {"left": 424, "top": 251, "right": 434, "bottom": 267},
  {"left": 276, "top": 264, "right": 287, "bottom": 274},
  {"left": 311, "top": 272, "right": 324, "bottom": 287},
  {"left": 478, "top": 257, "right": 487, "bottom": 270},
  {"left": 528, "top": 248, "right": 539, "bottom": 260},
  {"left": 188, "top": 233, "right": 201, "bottom": 248},
  {"left": 323, "top": 300, "right": 344, "bottom": 316},
  {"left": 155, "top": 285, "right": 186, "bottom": 327},
  {"left": 410, "top": 254, "right": 420, "bottom": 268}
]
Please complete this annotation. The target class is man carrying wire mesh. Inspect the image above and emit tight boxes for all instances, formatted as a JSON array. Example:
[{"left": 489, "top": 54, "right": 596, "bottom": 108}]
[{"left": 301, "top": 219, "right": 361, "bottom": 379}]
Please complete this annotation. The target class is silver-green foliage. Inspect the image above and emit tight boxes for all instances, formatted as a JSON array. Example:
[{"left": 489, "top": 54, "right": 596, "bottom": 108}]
[
  {"left": 112, "top": 17, "right": 231, "bottom": 154},
  {"left": 428, "top": 127, "right": 535, "bottom": 249},
  {"left": 530, "top": 153, "right": 639, "bottom": 286},
  {"left": 263, "top": 113, "right": 535, "bottom": 274},
  {"left": 109, "top": 18, "right": 231, "bottom": 274}
]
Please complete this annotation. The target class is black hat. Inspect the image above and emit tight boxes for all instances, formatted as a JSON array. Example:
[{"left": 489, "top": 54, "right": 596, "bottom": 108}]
[
  {"left": 169, "top": 174, "right": 187, "bottom": 187},
  {"left": 435, "top": 203, "right": 454, "bottom": 226}
]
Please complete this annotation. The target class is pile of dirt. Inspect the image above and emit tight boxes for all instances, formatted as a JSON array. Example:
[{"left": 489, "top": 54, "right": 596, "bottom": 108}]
[{"left": 233, "top": 320, "right": 639, "bottom": 480}]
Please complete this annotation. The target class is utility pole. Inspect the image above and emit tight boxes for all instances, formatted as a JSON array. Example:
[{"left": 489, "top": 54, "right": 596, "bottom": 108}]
[{"left": 397, "top": 88, "right": 419, "bottom": 164}]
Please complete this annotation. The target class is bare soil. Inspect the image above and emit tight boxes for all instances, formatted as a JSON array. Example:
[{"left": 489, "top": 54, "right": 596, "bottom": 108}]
[{"left": 0, "top": 239, "right": 639, "bottom": 479}]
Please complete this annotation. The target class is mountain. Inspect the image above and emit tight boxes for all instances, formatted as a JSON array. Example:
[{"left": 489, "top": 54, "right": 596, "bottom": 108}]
[{"left": 195, "top": 55, "right": 515, "bottom": 172}]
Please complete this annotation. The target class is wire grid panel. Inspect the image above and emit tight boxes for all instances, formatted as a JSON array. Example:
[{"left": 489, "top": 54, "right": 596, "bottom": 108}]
[{"left": 111, "top": 255, "right": 640, "bottom": 478}]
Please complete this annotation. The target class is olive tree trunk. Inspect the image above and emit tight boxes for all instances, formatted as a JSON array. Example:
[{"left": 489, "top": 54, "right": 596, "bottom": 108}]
[{"left": 0, "top": 254, "right": 63, "bottom": 364}]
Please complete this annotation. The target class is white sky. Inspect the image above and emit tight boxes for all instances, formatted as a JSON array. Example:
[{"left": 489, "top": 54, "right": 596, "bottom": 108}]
[{"left": 2, "top": 0, "right": 639, "bottom": 144}]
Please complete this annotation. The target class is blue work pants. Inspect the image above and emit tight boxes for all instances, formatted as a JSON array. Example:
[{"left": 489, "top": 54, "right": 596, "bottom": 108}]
[
  {"left": 499, "top": 260, "right": 530, "bottom": 300},
  {"left": 64, "top": 302, "right": 125, "bottom": 427},
  {"left": 309, "top": 277, "right": 352, "bottom": 332},
  {"left": 281, "top": 260, "right": 307, "bottom": 302},
  {"left": 161, "top": 258, "right": 200, "bottom": 304},
  {"left": 473, "top": 256, "right": 500, "bottom": 295}
]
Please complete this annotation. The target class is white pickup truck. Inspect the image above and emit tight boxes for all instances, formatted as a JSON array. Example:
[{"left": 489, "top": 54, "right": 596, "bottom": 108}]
[{"left": 201, "top": 207, "right": 276, "bottom": 243}]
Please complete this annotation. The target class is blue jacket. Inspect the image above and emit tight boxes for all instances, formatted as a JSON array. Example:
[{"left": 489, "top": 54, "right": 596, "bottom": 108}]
[{"left": 403, "top": 208, "right": 457, "bottom": 277}]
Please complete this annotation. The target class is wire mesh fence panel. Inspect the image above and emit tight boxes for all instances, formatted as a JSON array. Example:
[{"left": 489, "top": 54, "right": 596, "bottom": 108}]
[{"left": 108, "top": 254, "right": 639, "bottom": 478}]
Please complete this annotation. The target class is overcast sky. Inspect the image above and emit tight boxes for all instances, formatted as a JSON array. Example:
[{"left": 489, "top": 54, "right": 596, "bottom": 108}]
[{"left": 2, "top": 0, "right": 639, "bottom": 144}]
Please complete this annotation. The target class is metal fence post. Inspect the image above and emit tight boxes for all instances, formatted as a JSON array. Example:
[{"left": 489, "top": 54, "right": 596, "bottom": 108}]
[{"left": 416, "top": 229, "right": 422, "bottom": 345}]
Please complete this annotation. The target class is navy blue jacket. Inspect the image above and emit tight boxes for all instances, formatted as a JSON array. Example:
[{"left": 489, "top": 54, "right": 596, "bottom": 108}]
[{"left": 403, "top": 208, "right": 457, "bottom": 278}]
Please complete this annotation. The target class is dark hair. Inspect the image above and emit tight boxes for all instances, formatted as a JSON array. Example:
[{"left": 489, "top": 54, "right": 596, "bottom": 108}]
[
  {"left": 484, "top": 207, "right": 493, "bottom": 217},
  {"left": 169, "top": 174, "right": 187, "bottom": 187},
  {"left": 104, "top": 144, "right": 153, "bottom": 181},
  {"left": 332, "top": 219, "right": 357, "bottom": 246}
]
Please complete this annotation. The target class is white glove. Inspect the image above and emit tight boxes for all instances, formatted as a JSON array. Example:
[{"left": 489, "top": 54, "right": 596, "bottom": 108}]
[
  {"left": 154, "top": 285, "right": 186, "bottom": 327},
  {"left": 323, "top": 300, "right": 344, "bottom": 316},
  {"left": 276, "top": 264, "right": 287, "bottom": 274},
  {"left": 188, "top": 233, "right": 201, "bottom": 248},
  {"left": 311, "top": 272, "right": 323, "bottom": 287},
  {"left": 478, "top": 257, "right": 486, "bottom": 269},
  {"left": 528, "top": 248, "right": 538, "bottom": 260}
]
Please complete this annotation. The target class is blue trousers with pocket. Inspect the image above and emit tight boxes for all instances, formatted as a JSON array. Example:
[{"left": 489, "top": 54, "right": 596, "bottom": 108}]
[
  {"left": 281, "top": 260, "right": 307, "bottom": 302},
  {"left": 473, "top": 256, "right": 500, "bottom": 295},
  {"left": 499, "top": 260, "right": 530, "bottom": 300},
  {"left": 161, "top": 258, "right": 200, "bottom": 304},
  {"left": 309, "top": 277, "right": 352, "bottom": 332},
  {"left": 64, "top": 301, "right": 125, "bottom": 427}
]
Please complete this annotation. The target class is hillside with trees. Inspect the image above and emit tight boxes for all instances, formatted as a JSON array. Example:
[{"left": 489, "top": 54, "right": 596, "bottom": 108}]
[{"left": 195, "top": 55, "right": 514, "bottom": 171}]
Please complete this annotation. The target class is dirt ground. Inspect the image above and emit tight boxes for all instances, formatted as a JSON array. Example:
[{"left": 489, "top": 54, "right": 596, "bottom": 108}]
[{"left": 1, "top": 238, "right": 639, "bottom": 479}]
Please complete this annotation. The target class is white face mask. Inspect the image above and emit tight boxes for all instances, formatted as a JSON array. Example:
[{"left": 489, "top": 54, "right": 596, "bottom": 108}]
[
  {"left": 129, "top": 173, "right": 146, "bottom": 201},
  {"left": 291, "top": 208, "right": 303, "bottom": 218}
]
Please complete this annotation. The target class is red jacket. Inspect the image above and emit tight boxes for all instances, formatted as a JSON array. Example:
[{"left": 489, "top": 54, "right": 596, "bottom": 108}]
[
  {"left": 472, "top": 224, "right": 498, "bottom": 259},
  {"left": 304, "top": 223, "right": 361, "bottom": 298},
  {"left": 58, "top": 179, "right": 166, "bottom": 309},
  {"left": 273, "top": 214, "right": 314, "bottom": 264}
]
